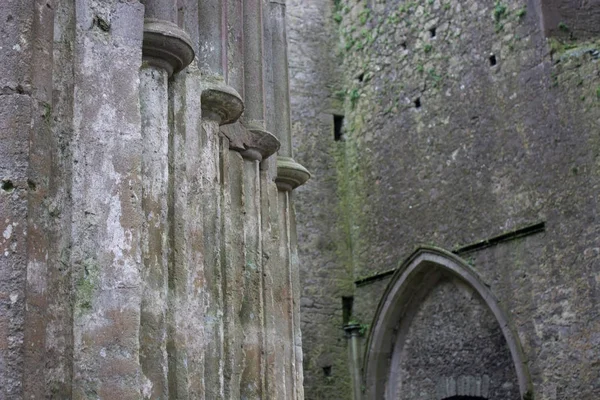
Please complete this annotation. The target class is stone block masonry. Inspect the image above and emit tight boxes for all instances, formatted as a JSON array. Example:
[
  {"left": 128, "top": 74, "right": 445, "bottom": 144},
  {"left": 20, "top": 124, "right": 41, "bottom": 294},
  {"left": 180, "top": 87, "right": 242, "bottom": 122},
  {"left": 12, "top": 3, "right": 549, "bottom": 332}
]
[
  {"left": 288, "top": 0, "right": 600, "bottom": 398},
  {"left": 0, "top": 0, "right": 309, "bottom": 398}
]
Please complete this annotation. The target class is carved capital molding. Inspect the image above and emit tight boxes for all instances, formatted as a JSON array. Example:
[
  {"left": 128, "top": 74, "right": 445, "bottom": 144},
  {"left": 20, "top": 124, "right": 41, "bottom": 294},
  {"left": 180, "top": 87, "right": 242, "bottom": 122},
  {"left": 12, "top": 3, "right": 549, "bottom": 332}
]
[
  {"left": 142, "top": 19, "right": 194, "bottom": 76},
  {"left": 343, "top": 323, "right": 364, "bottom": 338},
  {"left": 275, "top": 156, "right": 310, "bottom": 191},
  {"left": 221, "top": 123, "right": 280, "bottom": 162},
  {"left": 201, "top": 81, "right": 244, "bottom": 125}
]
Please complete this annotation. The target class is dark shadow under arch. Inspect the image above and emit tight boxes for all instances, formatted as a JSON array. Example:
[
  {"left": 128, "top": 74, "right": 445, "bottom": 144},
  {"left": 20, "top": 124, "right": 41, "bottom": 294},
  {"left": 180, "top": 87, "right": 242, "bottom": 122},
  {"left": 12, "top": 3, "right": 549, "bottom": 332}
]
[{"left": 362, "top": 246, "right": 532, "bottom": 399}]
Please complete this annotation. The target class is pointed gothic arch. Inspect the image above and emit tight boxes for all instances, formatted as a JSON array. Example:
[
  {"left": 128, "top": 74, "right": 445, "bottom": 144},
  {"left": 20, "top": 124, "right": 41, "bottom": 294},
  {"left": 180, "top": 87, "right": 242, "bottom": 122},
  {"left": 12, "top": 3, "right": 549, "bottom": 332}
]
[{"left": 363, "top": 246, "right": 532, "bottom": 399}]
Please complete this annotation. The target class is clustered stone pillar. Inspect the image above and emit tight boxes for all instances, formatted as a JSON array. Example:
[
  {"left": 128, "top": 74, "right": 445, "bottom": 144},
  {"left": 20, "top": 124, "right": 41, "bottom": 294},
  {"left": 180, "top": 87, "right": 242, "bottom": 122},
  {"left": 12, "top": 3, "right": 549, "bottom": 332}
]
[
  {"left": 139, "top": 1, "right": 194, "bottom": 398},
  {"left": 1, "top": 0, "right": 309, "bottom": 398},
  {"left": 268, "top": 2, "right": 310, "bottom": 399}
]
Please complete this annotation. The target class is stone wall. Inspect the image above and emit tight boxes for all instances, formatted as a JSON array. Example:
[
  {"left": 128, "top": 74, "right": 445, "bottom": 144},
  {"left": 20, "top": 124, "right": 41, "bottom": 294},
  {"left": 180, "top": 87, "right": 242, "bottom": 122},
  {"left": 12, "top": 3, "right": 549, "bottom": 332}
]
[
  {"left": 288, "top": 0, "right": 600, "bottom": 398},
  {"left": 0, "top": 0, "right": 308, "bottom": 398},
  {"left": 287, "top": 1, "right": 355, "bottom": 399}
]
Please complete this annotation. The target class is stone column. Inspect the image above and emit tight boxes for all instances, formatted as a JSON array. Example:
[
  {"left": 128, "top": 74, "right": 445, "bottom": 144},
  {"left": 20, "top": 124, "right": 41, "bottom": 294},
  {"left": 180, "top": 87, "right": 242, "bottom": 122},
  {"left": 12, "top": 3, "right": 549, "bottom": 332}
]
[
  {"left": 198, "top": 1, "right": 225, "bottom": 75},
  {"left": 344, "top": 323, "right": 365, "bottom": 400},
  {"left": 0, "top": 0, "right": 52, "bottom": 397},
  {"left": 270, "top": 0, "right": 310, "bottom": 192},
  {"left": 139, "top": 2, "right": 194, "bottom": 398},
  {"left": 22, "top": 0, "right": 55, "bottom": 397},
  {"left": 226, "top": 0, "right": 244, "bottom": 95},
  {"left": 268, "top": 3, "right": 310, "bottom": 399},
  {"left": 70, "top": 1, "right": 146, "bottom": 397}
]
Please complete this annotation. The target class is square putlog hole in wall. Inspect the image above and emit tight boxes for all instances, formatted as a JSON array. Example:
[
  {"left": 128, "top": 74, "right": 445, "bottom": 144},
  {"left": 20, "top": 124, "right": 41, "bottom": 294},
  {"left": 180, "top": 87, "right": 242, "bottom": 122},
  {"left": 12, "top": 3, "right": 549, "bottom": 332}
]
[{"left": 323, "top": 366, "right": 332, "bottom": 377}]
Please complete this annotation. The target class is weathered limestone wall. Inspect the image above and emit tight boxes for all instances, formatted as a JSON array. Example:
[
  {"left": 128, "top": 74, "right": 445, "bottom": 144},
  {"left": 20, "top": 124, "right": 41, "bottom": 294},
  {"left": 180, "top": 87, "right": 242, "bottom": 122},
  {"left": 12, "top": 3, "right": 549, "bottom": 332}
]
[
  {"left": 287, "top": 1, "right": 355, "bottom": 399},
  {"left": 288, "top": 0, "right": 600, "bottom": 398},
  {"left": 0, "top": 0, "right": 308, "bottom": 398}
]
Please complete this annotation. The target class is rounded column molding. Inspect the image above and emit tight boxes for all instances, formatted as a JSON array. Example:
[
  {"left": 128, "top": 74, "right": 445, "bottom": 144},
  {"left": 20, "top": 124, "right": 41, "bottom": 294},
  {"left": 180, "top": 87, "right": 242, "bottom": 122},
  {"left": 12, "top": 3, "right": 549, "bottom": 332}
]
[
  {"left": 239, "top": 127, "right": 280, "bottom": 162},
  {"left": 142, "top": 19, "right": 194, "bottom": 76},
  {"left": 275, "top": 156, "right": 310, "bottom": 191},
  {"left": 201, "top": 81, "right": 244, "bottom": 125}
]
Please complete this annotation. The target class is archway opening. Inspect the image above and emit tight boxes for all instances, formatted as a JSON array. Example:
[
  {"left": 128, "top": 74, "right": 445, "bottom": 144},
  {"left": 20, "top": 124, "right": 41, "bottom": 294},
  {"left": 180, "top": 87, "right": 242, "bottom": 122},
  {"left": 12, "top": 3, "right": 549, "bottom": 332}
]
[{"left": 363, "top": 247, "right": 532, "bottom": 400}]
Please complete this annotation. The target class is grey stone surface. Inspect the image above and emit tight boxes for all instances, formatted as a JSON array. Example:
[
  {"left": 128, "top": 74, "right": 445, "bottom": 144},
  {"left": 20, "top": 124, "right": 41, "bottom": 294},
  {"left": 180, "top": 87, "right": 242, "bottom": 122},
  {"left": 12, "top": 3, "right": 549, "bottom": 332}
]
[
  {"left": 288, "top": 0, "right": 600, "bottom": 398},
  {"left": 0, "top": 0, "right": 307, "bottom": 398},
  {"left": 287, "top": 1, "right": 355, "bottom": 399}
]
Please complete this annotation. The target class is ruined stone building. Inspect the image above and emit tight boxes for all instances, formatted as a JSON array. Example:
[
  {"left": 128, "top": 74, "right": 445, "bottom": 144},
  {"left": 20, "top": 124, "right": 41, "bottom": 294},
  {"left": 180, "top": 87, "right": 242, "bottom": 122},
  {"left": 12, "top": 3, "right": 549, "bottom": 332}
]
[
  {"left": 1, "top": 0, "right": 310, "bottom": 398},
  {"left": 287, "top": 0, "right": 600, "bottom": 399},
  {"left": 1, "top": 0, "right": 599, "bottom": 398}
]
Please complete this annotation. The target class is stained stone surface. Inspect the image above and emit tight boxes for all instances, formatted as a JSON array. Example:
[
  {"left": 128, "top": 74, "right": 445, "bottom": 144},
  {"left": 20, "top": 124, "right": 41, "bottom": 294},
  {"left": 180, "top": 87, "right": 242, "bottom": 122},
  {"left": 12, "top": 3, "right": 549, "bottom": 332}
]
[
  {"left": 393, "top": 277, "right": 519, "bottom": 400},
  {"left": 288, "top": 0, "right": 600, "bottom": 398},
  {"left": 0, "top": 0, "right": 305, "bottom": 398}
]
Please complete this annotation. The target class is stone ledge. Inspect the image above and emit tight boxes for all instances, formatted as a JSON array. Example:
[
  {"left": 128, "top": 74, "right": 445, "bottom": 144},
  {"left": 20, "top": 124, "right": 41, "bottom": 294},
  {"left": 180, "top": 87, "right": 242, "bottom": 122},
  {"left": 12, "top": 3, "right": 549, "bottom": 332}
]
[
  {"left": 275, "top": 156, "right": 310, "bottom": 191},
  {"left": 142, "top": 19, "right": 194, "bottom": 76}
]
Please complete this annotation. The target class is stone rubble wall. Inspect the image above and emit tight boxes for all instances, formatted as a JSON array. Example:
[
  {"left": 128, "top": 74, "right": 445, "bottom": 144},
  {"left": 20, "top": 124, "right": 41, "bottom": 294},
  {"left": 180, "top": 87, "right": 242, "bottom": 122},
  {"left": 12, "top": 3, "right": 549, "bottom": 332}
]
[{"left": 288, "top": 0, "right": 600, "bottom": 398}]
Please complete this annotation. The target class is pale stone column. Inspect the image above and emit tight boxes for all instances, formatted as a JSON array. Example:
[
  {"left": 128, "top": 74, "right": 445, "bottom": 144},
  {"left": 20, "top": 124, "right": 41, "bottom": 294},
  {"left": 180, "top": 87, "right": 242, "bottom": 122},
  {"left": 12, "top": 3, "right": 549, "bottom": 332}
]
[
  {"left": 139, "top": 2, "right": 194, "bottom": 398},
  {"left": 198, "top": 1, "right": 225, "bottom": 75},
  {"left": 199, "top": 74, "right": 245, "bottom": 400},
  {"left": 269, "top": 0, "right": 310, "bottom": 192},
  {"left": 243, "top": 0, "right": 266, "bottom": 128},
  {"left": 70, "top": 1, "right": 146, "bottom": 397},
  {"left": 226, "top": 0, "right": 245, "bottom": 95},
  {"left": 344, "top": 324, "right": 365, "bottom": 400},
  {"left": 268, "top": 3, "right": 309, "bottom": 400},
  {"left": 0, "top": 0, "right": 50, "bottom": 397}
]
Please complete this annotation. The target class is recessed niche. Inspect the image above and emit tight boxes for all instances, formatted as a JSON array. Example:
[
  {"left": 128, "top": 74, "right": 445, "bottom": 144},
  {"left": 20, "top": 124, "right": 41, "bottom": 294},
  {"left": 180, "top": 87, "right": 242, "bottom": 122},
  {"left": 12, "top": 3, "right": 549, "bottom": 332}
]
[
  {"left": 489, "top": 54, "right": 497, "bottom": 66},
  {"left": 429, "top": 27, "right": 436, "bottom": 38},
  {"left": 323, "top": 366, "right": 332, "bottom": 377},
  {"left": 414, "top": 97, "right": 421, "bottom": 108}
]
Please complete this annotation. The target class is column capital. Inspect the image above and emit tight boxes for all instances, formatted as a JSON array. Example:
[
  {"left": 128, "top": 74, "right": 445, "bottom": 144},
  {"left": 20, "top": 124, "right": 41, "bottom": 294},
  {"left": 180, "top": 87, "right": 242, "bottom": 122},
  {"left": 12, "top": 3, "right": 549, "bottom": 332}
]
[
  {"left": 201, "top": 81, "right": 244, "bottom": 125},
  {"left": 343, "top": 323, "right": 364, "bottom": 338},
  {"left": 275, "top": 156, "right": 310, "bottom": 191},
  {"left": 142, "top": 19, "right": 194, "bottom": 76},
  {"left": 221, "top": 123, "right": 280, "bottom": 162}
]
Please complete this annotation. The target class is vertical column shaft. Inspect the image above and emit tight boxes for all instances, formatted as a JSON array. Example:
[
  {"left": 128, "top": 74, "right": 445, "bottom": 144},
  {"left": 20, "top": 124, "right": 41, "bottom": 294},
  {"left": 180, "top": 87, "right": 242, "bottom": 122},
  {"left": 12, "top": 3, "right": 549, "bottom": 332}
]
[
  {"left": 139, "top": 3, "right": 193, "bottom": 397},
  {"left": 139, "top": 3, "right": 175, "bottom": 396},
  {"left": 142, "top": 0, "right": 177, "bottom": 22},
  {"left": 344, "top": 326, "right": 363, "bottom": 400},
  {"left": 139, "top": 66, "right": 170, "bottom": 400},
  {"left": 226, "top": 0, "right": 244, "bottom": 96},
  {"left": 269, "top": 1, "right": 292, "bottom": 156},
  {"left": 0, "top": 0, "right": 36, "bottom": 396},
  {"left": 240, "top": 159, "right": 266, "bottom": 399},
  {"left": 243, "top": 0, "right": 266, "bottom": 126},
  {"left": 44, "top": 0, "right": 76, "bottom": 396},
  {"left": 198, "top": 1, "right": 225, "bottom": 75},
  {"left": 23, "top": 0, "right": 55, "bottom": 398},
  {"left": 70, "top": 2, "right": 145, "bottom": 397}
]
